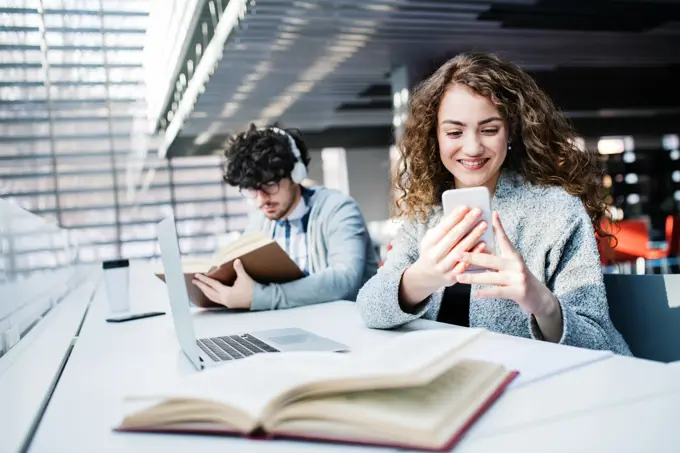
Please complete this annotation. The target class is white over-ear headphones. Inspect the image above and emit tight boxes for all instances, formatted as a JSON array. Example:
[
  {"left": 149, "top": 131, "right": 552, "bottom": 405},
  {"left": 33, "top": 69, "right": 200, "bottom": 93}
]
[{"left": 270, "top": 127, "right": 307, "bottom": 183}]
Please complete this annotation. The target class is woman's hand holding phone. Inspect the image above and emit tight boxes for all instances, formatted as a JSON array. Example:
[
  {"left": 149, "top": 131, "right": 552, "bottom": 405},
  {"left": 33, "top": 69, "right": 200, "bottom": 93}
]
[{"left": 399, "top": 206, "right": 488, "bottom": 308}]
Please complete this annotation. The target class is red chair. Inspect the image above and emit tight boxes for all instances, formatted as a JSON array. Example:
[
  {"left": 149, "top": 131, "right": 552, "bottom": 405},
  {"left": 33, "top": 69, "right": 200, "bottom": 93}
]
[
  {"left": 378, "top": 241, "right": 393, "bottom": 268},
  {"left": 598, "top": 216, "right": 680, "bottom": 266}
]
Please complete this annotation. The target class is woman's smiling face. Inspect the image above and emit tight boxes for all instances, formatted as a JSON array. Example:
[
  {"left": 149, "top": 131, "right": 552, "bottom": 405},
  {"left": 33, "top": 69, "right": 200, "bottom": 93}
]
[{"left": 437, "top": 83, "right": 509, "bottom": 192}]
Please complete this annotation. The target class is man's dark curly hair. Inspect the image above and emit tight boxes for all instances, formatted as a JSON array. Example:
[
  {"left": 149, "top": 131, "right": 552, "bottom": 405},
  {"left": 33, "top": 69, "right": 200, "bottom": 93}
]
[{"left": 222, "top": 123, "right": 310, "bottom": 188}]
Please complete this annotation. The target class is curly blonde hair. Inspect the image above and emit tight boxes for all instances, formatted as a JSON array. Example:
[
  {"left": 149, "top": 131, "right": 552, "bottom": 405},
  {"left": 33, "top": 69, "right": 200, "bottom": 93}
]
[{"left": 394, "top": 52, "right": 610, "bottom": 239}]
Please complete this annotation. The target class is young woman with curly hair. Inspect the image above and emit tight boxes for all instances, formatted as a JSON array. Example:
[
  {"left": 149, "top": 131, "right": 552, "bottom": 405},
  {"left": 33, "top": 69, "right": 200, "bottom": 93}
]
[{"left": 357, "top": 52, "right": 630, "bottom": 354}]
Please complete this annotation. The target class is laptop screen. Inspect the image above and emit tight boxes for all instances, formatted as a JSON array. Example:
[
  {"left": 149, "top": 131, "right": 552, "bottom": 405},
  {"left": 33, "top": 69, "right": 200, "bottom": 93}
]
[{"left": 156, "top": 214, "right": 203, "bottom": 369}]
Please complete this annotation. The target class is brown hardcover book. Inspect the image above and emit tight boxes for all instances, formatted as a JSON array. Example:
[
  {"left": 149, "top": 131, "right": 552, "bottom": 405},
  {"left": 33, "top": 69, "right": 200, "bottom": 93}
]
[
  {"left": 116, "top": 329, "right": 518, "bottom": 451},
  {"left": 154, "top": 232, "right": 305, "bottom": 308}
]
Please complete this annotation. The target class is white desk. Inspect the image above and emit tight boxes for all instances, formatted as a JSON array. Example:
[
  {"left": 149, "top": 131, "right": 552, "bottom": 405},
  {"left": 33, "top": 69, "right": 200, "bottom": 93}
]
[
  {"left": 0, "top": 272, "right": 99, "bottom": 453},
  {"left": 27, "top": 267, "right": 680, "bottom": 453}
]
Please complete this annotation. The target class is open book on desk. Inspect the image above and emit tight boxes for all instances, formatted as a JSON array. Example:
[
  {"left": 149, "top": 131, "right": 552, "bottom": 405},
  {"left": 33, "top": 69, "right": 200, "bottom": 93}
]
[
  {"left": 154, "top": 231, "right": 305, "bottom": 308},
  {"left": 116, "top": 328, "right": 517, "bottom": 451}
]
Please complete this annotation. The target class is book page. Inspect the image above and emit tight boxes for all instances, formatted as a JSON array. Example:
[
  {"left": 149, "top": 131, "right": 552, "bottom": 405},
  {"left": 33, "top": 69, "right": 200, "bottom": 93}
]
[
  {"left": 214, "top": 232, "right": 272, "bottom": 263},
  {"left": 264, "top": 328, "right": 488, "bottom": 408},
  {"left": 328, "top": 360, "right": 500, "bottom": 430},
  {"left": 349, "top": 328, "right": 485, "bottom": 376},
  {"left": 179, "top": 258, "right": 214, "bottom": 274},
  {"left": 122, "top": 351, "right": 355, "bottom": 422},
  {"left": 154, "top": 257, "right": 213, "bottom": 275},
  {"left": 122, "top": 329, "right": 489, "bottom": 430},
  {"left": 270, "top": 360, "right": 506, "bottom": 445}
]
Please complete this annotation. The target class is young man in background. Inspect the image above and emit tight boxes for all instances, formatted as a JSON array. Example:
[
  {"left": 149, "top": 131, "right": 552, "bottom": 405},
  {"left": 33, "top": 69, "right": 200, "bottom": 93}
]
[{"left": 193, "top": 124, "right": 379, "bottom": 311}]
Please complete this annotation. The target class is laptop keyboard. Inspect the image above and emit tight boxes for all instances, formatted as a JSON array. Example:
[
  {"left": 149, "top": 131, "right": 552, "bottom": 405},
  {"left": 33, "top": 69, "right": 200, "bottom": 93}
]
[{"left": 196, "top": 334, "right": 280, "bottom": 362}]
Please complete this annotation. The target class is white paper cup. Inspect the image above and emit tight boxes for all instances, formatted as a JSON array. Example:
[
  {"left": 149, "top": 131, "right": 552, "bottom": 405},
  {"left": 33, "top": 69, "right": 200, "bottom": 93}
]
[{"left": 102, "top": 259, "right": 130, "bottom": 313}]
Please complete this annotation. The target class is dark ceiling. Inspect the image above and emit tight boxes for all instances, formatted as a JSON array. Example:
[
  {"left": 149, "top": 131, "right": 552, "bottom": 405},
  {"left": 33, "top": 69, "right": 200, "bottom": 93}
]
[
  {"left": 479, "top": 0, "right": 680, "bottom": 32},
  {"left": 165, "top": 0, "right": 680, "bottom": 157}
]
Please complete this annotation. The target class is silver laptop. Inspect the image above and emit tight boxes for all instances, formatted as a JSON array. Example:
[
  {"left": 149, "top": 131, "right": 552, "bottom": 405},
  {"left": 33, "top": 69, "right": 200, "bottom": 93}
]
[{"left": 156, "top": 214, "right": 349, "bottom": 370}]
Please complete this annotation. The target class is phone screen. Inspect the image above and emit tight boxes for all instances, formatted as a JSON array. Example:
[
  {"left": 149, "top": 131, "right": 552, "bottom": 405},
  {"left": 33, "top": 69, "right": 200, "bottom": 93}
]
[{"left": 441, "top": 187, "right": 495, "bottom": 272}]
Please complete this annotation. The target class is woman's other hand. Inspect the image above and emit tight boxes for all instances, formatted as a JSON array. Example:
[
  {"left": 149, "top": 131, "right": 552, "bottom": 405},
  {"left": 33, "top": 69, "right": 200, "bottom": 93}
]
[{"left": 455, "top": 212, "right": 563, "bottom": 341}]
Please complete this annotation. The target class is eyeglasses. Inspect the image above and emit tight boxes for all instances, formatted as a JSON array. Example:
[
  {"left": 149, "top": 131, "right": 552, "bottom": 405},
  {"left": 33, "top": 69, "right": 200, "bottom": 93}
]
[{"left": 240, "top": 180, "right": 280, "bottom": 198}]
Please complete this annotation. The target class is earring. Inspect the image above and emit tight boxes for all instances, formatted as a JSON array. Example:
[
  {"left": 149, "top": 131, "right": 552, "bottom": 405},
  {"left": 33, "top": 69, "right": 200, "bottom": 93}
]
[{"left": 508, "top": 143, "right": 512, "bottom": 151}]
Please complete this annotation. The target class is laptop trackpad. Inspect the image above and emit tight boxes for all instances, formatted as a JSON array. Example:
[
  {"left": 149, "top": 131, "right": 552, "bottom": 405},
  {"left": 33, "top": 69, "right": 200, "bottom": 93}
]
[
  {"left": 254, "top": 328, "right": 348, "bottom": 352},
  {"left": 268, "top": 333, "right": 308, "bottom": 345}
]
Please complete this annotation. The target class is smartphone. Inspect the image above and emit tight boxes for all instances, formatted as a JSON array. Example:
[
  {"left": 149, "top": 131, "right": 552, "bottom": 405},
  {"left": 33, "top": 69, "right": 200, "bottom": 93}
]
[
  {"left": 105, "top": 311, "right": 165, "bottom": 323},
  {"left": 441, "top": 186, "right": 495, "bottom": 273}
]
